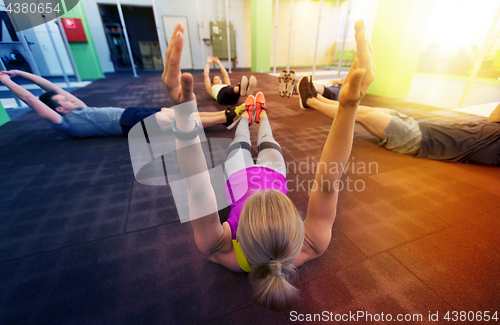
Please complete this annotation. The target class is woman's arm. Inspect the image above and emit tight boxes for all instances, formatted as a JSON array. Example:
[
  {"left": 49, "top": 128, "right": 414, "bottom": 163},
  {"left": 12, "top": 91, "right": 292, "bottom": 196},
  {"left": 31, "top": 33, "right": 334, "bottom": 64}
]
[
  {"left": 4, "top": 70, "right": 87, "bottom": 108},
  {"left": 162, "top": 23, "right": 235, "bottom": 265},
  {"left": 214, "top": 57, "right": 231, "bottom": 85},
  {"left": 300, "top": 20, "right": 376, "bottom": 259},
  {"left": 204, "top": 57, "right": 213, "bottom": 97},
  {"left": 173, "top": 107, "right": 226, "bottom": 258}
]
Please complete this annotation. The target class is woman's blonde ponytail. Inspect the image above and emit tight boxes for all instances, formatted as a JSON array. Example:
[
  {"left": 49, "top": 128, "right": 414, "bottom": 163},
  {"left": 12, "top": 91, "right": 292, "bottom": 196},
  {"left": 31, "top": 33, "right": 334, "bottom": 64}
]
[{"left": 238, "top": 190, "right": 304, "bottom": 311}]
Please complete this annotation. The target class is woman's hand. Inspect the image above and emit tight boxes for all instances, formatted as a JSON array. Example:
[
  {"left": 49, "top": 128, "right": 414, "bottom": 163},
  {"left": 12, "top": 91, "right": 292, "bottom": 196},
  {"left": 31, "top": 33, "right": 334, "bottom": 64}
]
[
  {"left": 338, "top": 20, "right": 375, "bottom": 109},
  {"left": 213, "top": 57, "right": 221, "bottom": 66},
  {"left": 162, "top": 22, "right": 196, "bottom": 106},
  {"left": 206, "top": 56, "right": 213, "bottom": 65}
]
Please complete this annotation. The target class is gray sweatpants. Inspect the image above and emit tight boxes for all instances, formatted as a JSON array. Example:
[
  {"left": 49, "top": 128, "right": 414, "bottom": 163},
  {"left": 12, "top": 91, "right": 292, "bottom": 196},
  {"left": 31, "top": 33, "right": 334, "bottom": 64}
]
[{"left": 225, "top": 116, "right": 286, "bottom": 178}]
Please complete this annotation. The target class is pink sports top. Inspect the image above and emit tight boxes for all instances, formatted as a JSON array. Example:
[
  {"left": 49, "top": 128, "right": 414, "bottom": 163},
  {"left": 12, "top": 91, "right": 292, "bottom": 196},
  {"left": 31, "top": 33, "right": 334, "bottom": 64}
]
[{"left": 223, "top": 166, "right": 288, "bottom": 272}]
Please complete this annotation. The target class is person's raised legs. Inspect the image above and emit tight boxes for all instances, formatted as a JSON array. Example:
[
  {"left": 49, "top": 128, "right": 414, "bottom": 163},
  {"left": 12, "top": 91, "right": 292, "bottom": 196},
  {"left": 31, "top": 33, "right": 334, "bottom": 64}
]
[
  {"left": 254, "top": 91, "right": 267, "bottom": 123},
  {"left": 355, "top": 107, "right": 392, "bottom": 140},
  {"left": 306, "top": 97, "right": 339, "bottom": 119},
  {"left": 158, "top": 107, "right": 226, "bottom": 129},
  {"left": 225, "top": 96, "right": 255, "bottom": 176},
  {"left": 254, "top": 92, "right": 286, "bottom": 177},
  {"left": 305, "top": 98, "right": 392, "bottom": 141}
]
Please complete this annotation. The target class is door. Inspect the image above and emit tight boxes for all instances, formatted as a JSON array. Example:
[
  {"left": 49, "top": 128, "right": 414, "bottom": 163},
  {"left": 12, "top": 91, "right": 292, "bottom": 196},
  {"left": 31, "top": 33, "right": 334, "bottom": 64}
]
[
  {"left": 162, "top": 16, "right": 193, "bottom": 69},
  {"left": 99, "top": 4, "right": 160, "bottom": 71},
  {"left": 23, "top": 24, "right": 73, "bottom": 76}
]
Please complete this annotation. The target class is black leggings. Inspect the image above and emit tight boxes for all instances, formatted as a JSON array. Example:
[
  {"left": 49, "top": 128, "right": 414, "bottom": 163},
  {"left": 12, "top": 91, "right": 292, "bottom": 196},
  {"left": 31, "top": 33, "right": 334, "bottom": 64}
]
[
  {"left": 217, "top": 86, "right": 240, "bottom": 105},
  {"left": 322, "top": 86, "right": 340, "bottom": 101}
]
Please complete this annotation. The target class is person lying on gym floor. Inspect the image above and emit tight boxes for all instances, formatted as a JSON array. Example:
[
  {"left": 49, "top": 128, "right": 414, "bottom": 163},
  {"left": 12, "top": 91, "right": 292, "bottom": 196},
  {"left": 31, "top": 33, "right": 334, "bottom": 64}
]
[
  {"left": 0, "top": 70, "right": 243, "bottom": 137},
  {"left": 291, "top": 76, "right": 343, "bottom": 100},
  {"left": 162, "top": 19, "right": 375, "bottom": 310},
  {"left": 297, "top": 76, "right": 500, "bottom": 165},
  {"left": 204, "top": 56, "right": 257, "bottom": 105},
  {"left": 311, "top": 77, "right": 344, "bottom": 101}
]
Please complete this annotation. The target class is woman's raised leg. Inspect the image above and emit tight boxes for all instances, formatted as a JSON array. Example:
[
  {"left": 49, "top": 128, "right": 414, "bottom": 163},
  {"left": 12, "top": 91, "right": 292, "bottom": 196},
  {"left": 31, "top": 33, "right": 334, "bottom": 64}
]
[
  {"left": 254, "top": 93, "right": 286, "bottom": 177},
  {"left": 224, "top": 99, "right": 255, "bottom": 177}
]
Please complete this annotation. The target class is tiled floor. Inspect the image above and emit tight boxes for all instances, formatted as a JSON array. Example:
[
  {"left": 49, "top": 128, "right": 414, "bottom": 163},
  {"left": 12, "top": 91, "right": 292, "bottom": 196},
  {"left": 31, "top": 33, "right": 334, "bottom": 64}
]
[{"left": 0, "top": 71, "right": 499, "bottom": 324}]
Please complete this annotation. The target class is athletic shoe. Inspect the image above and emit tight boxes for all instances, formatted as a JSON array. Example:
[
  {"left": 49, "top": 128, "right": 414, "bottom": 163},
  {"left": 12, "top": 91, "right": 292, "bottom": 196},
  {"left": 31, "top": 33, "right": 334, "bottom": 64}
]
[
  {"left": 290, "top": 81, "right": 297, "bottom": 96},
  {"left": 224, "top": 104, "right": 245, "bottom": 130},
  {"left": 290, "top": 83, "right": 299, "bottom": 96},
  {"left": 243, "top": 95, "right": 255, "bottom": 126},
  {"left": 309, "top": 75, "right": 318, "bottom": 98},
  {"left": 285, "top": 70, "right": 295, "bottom": 97},
  {"left": 279, "top": 70, "right": 287, "bottom": 97},
  {"left": 298, "top": 76, "right": 311, "bottom": 109},
  {"left": 239, "top": 76, "right": 249, "bottom": 97},
  {"left": 247, "top": 75, "right": 257, "bottom": 95},
  {"left": 287, "top": 78, "right": 296, "bottom": 98},
  {"left": 255, "top": 92, "right": 267, "bottom": 124},
  {"left": 234, "top": 102, "right": 245, "bottom": 116}
]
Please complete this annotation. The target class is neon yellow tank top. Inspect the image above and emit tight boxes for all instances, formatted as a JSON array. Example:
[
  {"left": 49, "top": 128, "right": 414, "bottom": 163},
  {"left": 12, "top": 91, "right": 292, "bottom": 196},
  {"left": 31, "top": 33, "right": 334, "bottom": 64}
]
[
  {"left": 211, "top": 84, "right": 226, "bottom": 100},
  {"left": 232, "top": 239, "right": 252, "bottom": 272}
]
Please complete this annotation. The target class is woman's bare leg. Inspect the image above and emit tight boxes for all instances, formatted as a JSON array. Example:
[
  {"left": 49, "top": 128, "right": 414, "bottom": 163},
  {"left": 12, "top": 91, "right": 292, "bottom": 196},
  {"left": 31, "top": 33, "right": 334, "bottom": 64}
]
[
  {"left": 255, "top": 111, "right": 286, "bottom": 177},
  {"left": 163, "top": 108, "right": 224, "bottom": 117},
  {"left": 198, "top": 111, "right": 224, "bottom": 117},
  {"left": 197, "top": 115, "right": 226, "bottom": 128},
  {"left": 158, "top": 108, "right": 225, "bottom": 129}
]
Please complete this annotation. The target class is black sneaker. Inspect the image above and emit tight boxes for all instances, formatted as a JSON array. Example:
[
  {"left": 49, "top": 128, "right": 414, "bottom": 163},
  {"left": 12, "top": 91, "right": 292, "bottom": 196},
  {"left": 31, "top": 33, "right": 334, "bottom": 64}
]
[
  {"left": 224, "top": 104, "right": 244, "bottom": 129},
  {"left": 298, "top": 76, "right": 311, "bottom": 109},
  {"left": 224, "top": 107, "right": 237, "bottom": 129}
]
